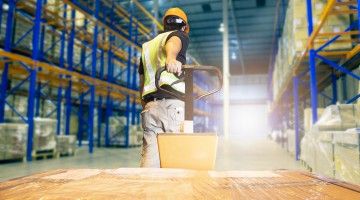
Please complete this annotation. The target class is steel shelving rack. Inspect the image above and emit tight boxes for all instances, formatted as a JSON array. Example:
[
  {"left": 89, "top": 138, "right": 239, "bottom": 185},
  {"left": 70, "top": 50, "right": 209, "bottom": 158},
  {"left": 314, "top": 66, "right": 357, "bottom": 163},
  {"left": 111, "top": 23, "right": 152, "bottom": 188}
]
[
  {"left": 0, "top": 0, "right": 214, "bottom": 162},
  {"left": 0, "top": 0, "right": 146, "bottom": 161},
  {"left": 269, "top": 0, "right": 360, "bottom": 160}
]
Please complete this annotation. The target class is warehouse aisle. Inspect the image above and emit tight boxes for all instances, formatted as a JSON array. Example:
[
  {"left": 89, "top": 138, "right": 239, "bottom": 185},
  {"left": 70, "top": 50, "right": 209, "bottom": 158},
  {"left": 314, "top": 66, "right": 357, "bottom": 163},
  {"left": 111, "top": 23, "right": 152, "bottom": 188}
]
[
  {"left": 216, "top": 137, "right": 304, "bottom": 171},
  {"left": 0, "top": 137, "right": 304, "bottom": 181}
]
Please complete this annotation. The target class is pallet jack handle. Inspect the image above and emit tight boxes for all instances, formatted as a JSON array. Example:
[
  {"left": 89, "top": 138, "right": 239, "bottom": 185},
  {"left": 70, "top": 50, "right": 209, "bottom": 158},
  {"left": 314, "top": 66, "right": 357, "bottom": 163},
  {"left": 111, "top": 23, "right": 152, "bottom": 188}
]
[
  {"left": 155, "top": 65, "right": 223, "bottom": 131},
  {"left": 155, "top": 65, "right": 223, "bottom": 102}
]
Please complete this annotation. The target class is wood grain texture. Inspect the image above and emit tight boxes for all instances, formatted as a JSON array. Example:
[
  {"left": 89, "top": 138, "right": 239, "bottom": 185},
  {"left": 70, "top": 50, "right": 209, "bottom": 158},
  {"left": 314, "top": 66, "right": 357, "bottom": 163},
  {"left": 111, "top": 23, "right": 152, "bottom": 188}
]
[{"left": 0, "top": 168, "right": 359, "bottom": 199}]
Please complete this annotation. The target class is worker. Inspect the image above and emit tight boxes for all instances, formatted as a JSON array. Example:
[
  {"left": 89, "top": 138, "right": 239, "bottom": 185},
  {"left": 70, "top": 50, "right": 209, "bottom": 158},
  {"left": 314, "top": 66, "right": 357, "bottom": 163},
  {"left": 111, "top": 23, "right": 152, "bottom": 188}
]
[{"left": 138, "top": 8, "right": 190, "bottom": 167}]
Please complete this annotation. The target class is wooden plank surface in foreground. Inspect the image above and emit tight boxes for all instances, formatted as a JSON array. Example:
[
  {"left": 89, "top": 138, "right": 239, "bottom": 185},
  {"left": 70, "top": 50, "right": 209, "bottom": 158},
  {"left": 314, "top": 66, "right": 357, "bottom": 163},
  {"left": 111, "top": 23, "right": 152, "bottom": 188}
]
[{"left": 0, "top": 168, "right": 360, "bottom": 199}]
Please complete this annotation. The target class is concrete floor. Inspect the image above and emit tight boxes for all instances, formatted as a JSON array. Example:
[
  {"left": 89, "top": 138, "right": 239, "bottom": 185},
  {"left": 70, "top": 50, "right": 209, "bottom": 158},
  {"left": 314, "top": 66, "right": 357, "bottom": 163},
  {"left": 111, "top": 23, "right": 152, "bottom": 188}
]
[{"left": 0, "top": 137, "right": 304, "bottom": 181}]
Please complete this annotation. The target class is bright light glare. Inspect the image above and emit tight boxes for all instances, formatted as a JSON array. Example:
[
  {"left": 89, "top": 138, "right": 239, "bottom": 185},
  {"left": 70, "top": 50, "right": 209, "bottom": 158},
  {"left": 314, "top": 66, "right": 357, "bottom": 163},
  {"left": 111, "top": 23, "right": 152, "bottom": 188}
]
[
  {"left": 229, "top": 105, "right": 269, "bottom": 138},
  {"left": 238, "top": 107, "right": 261, "bottom": 132}
]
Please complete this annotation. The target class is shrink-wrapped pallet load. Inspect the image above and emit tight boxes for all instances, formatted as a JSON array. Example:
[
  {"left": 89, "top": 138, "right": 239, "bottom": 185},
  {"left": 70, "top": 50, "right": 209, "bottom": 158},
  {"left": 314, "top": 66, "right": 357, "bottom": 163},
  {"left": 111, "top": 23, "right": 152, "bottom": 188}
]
[
  {"left": 33, "top": 118, "right": 57, "bottom": 151},
  {"left": 106, "top": 116, "right": 126, "bottom": 145},
  {"left": 301, "top": 103, "right": 360, "bottom": 179},
  {"left": 129, "top": 125, "right": 143, "bottom": 146},
  {"left": 56, "top": 135, "right": 76, "bottom": 156},
  {"left": 12, "top": 96, "right": 28, "bottom": 117},
  {"left": 303, "top": 108, "right": 325, "bottom": 132},
  {"left": 100, "top": 117, "right": 142, "bottom": 146},
  {"left": 334, "top": 128, "right": 360, "bottom": 185},
  {"left": 300, "top": 132, "right": 317, "bottom": 170},
  {"left": 6, "top": 117, "right": 57, "bottom": 152},
  {"left": 313, "top": 131, "right": 344, "bottom": 179},
  {"left": 42, "top": 99, "right": 57, "bottom": 119},
  {"left": 316, "top": 104, "right": 360, "bottom": 131},
  {"left": 0, "top": 123, "right": 28, "bottom": 161},
  {"left": 286, "top": 129, "right": 295, "bottom": 155}
]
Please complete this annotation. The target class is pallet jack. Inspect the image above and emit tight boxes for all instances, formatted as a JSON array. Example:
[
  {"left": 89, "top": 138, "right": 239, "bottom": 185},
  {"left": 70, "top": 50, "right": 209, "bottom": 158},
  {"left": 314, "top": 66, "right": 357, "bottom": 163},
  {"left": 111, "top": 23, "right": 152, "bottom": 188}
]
[{"left": 155, "top": 65, "right": 223, "bottom": 170}]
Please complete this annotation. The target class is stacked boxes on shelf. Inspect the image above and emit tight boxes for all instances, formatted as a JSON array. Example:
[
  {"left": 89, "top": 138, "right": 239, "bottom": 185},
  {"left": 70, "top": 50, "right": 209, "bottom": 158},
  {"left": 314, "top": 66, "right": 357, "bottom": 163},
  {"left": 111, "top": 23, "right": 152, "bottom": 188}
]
[
  {"left": 0, "top": 124, "right": 28, "bottom": 161},
  {"left": 272, "top": 0, "right": 351, "bottom": 99},
  {"left": 300, "top": 104, "right": 360, "bottom": 184}
]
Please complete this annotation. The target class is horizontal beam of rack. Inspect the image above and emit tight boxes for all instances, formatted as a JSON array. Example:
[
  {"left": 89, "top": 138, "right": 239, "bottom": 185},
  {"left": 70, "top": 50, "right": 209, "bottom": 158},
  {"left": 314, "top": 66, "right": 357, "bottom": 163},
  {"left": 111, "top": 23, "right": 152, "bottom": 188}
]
[
  {"left": 0, "top": 50, "right": 139, "bottom": 100},
  {"left": 0, "top": 62, "right": 128, "bottom": 101}
]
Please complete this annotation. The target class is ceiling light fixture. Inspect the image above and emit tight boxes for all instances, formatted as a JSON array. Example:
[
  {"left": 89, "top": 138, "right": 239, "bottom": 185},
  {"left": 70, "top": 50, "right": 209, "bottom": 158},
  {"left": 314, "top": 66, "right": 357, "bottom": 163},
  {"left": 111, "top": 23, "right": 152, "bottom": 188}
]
[
  {"left": 3, "top": 4, "right": 9, "bottom": 11},
  {"left": 218, "top": 23, "right": 224, "bottom": 32},
  {"left": 231, "top": 52, "right": 237, "bottom": 60}
]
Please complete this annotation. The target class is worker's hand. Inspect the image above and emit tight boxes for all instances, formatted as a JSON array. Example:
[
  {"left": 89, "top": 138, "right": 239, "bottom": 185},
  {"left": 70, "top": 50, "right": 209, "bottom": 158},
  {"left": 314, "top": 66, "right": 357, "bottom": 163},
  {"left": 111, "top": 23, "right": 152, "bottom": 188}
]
[{"left": 166, "top": 58, "right": 182, "bottom": 76}]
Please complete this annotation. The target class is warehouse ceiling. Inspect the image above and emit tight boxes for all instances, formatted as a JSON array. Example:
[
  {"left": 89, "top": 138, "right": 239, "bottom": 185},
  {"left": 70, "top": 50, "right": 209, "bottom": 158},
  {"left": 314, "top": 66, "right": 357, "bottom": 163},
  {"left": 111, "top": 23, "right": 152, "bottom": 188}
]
[{"left": 122, "top": 0, "right": 282, "bottom": 75}]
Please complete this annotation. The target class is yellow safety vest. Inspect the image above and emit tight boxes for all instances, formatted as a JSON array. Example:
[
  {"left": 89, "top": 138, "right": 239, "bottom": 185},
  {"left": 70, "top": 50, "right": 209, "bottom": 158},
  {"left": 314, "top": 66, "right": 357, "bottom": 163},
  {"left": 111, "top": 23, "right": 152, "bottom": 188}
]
[{"left": 141, "top": 31, "right": 185, "bottom": 98}]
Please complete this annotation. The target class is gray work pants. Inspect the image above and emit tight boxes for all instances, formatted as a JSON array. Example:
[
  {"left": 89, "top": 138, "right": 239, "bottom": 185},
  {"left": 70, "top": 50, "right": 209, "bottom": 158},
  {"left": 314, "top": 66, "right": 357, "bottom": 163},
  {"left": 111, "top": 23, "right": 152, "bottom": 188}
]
[{"left": 140, "top": 99, "right": 184, "bottom": 167}]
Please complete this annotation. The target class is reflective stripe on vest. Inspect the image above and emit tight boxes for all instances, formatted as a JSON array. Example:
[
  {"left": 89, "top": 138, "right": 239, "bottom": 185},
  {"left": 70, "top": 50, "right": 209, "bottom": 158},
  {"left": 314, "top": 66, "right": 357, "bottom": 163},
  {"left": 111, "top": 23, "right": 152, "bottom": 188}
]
[{"left": 141, "top": 31, "right": 185, "bottom": 98}]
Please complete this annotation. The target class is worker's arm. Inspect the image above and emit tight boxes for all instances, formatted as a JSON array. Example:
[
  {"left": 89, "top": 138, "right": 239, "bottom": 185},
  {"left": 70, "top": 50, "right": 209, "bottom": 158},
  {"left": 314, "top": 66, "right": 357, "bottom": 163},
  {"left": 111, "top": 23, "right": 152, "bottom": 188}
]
[
  {"left": 165, "top": 36, "right": 182, "bottom": 76},
  {"left": 139, "top": 74, "right": 146, "bottom": 108},
  {"left": 138, "top": 56, "right": 146, "bottom": 108}
]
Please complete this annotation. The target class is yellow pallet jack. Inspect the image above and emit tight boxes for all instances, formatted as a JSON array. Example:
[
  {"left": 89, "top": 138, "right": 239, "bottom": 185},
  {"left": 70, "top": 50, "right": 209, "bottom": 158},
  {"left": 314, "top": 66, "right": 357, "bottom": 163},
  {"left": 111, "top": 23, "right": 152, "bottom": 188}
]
[{"left": 155, "top": 65, "right": 222, "bottom": 170}]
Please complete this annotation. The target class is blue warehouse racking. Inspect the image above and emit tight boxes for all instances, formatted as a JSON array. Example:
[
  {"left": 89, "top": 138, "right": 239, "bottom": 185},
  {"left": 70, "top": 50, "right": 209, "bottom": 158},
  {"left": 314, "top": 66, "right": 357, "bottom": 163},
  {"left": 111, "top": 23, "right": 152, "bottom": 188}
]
[
  {"left": 0, "top": 0, "right": 215, "bottom": 162},
  {"left": 269, "top": 0, "right": 360, "bottom": 160}
]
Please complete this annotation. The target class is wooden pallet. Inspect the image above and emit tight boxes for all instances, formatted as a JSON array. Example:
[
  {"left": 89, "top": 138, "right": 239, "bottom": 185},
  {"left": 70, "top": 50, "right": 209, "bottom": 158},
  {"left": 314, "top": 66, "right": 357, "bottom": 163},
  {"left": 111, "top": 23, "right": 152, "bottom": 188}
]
[
  {"left": 59, "top": 151, "right": 76, "bottom": 157},
  {"left": 107, "top": 144, "right": 142, "bottom": 148},
  {"left": 300, "top": 159, "right": 313, "bottom": 172},
  {"left": 32, "top": 149, "right": 59, "bottom": 160},
  {"left": 0, "top": 157, "right": 25, "bottom": 164}
]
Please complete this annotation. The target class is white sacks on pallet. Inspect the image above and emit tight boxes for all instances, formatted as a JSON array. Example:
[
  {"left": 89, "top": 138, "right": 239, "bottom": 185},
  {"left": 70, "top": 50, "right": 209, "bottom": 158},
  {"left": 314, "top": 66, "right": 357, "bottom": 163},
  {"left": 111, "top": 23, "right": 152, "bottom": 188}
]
[
  {"left": 0, "top": 123, "right": 28, "bottom": 160},
  {"left": 56, "top": 135, "right": 76, "bottom": 155},
  {"left": 334, "top": 128, "right": 360, "bottom": 185}
]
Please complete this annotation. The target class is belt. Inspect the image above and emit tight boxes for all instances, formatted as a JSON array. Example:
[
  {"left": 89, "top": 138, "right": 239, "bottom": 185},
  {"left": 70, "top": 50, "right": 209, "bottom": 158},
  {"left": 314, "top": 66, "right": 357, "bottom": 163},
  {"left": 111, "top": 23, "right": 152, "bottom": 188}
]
[{"left": 143, "top": 96, "right": 176, "bottom": 103}]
